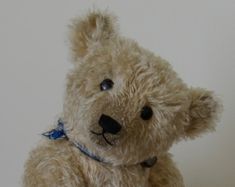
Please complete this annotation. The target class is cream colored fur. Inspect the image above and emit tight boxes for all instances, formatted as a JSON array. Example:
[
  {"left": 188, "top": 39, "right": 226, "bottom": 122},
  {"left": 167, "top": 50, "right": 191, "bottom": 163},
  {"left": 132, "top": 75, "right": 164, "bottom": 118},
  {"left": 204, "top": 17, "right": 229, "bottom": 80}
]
[{"left": 23, "top": 10, "right": 221, "bottom": 187}]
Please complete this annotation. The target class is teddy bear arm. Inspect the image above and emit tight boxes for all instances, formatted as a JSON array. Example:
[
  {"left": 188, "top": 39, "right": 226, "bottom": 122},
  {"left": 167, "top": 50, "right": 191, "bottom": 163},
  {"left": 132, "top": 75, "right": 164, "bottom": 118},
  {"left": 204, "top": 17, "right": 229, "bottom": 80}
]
[
  {"left": 149, "top": 154, "right": 185, "bottom": 187},
  {"left": 23, "top": 141, "right": 86, "bottom": 187}
]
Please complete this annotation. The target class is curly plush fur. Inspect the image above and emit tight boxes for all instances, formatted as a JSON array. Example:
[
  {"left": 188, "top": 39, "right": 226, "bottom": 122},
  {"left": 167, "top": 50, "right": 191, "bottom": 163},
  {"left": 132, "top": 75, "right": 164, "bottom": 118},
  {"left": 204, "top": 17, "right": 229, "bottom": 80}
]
[{"left": 23, "top": 10, "right": 220, "bottom": 187}]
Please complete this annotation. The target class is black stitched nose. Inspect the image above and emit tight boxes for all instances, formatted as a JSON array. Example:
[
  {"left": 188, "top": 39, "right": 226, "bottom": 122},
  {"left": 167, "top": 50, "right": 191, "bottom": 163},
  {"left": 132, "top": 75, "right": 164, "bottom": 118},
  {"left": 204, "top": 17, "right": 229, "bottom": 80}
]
[{"left": 99, "top": 114, "right": 122, "bottom": 134}]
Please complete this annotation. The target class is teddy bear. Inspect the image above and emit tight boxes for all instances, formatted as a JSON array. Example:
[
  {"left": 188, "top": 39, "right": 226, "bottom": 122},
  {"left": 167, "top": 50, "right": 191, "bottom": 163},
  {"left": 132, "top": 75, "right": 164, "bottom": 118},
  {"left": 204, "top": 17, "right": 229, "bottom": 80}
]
[{"left": 23, "top": 10, "right": 220, "bottom": 187}]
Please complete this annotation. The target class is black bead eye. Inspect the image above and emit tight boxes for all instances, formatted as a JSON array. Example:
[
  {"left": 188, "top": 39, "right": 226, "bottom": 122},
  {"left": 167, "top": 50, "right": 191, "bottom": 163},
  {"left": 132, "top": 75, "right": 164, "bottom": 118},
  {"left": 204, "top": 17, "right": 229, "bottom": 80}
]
[
  {"left": 141, "top": 106, "right": 153, "bottom": 120},
  {"left": 100, "top": 79, "right": 114, "bottom": 91}
]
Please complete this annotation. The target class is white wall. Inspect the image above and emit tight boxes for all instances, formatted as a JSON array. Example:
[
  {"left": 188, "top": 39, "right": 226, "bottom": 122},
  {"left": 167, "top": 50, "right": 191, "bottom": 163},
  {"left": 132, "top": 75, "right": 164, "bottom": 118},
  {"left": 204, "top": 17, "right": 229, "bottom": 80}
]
[{"left": 0, "top": 0, "right": 234, "bottom": 186}]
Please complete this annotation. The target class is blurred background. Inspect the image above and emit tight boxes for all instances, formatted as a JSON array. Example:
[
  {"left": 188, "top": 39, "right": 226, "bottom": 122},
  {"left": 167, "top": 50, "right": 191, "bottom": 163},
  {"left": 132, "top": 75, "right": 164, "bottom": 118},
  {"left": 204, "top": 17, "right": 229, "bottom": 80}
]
[{"left": 0, "top": 0, "right": 234, "bottom": 186}]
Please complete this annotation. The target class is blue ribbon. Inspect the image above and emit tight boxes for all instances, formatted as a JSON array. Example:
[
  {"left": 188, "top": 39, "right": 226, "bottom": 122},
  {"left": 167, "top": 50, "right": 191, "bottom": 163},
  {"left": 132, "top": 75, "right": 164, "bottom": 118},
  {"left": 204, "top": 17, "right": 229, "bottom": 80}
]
[
  {"left": 42, "top": 119, "right": 104, "bottom": 163},
  {"left": 42, "top": 119, "right": 67, "bottom": 140}
]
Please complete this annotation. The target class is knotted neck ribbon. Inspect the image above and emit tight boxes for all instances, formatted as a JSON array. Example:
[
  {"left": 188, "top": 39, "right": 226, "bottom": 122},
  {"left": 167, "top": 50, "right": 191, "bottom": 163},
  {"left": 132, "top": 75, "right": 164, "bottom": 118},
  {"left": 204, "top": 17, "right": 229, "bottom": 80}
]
[{"left": 42, "top": 119, "right": 157, "bottom": 167}]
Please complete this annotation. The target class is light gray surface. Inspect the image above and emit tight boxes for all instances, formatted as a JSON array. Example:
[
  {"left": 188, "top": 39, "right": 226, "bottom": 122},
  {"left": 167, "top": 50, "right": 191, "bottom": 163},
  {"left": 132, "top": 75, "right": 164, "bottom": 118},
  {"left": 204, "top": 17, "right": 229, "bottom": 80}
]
[{"left": 0, "top": 0, "right": 234, "bottom": 186}]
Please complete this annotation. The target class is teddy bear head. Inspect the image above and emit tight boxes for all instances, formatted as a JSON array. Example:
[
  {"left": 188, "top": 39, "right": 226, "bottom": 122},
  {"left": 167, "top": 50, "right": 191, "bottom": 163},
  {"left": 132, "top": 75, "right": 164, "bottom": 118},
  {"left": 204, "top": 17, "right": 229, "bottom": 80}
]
[{"left": 63, "top": 11, "right": 220, "bottom": 166}]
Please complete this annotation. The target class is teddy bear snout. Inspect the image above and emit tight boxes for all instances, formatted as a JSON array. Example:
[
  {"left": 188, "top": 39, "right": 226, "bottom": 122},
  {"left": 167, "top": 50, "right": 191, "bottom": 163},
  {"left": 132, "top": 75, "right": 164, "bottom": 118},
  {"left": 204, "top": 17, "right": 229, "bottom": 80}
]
[{"left": 99, "top": 114, "right": 122, "bottom": 134}]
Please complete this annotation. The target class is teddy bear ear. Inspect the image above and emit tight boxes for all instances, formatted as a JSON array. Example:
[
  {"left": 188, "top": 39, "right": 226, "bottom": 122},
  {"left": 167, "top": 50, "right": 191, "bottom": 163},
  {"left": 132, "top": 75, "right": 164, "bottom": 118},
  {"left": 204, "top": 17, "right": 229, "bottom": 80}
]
[
  {"left": 69, "top": 10, "right": 118, "bottom": 60},
  {"left": 183, "top": 87, "right": 221, "bottom": 139}
]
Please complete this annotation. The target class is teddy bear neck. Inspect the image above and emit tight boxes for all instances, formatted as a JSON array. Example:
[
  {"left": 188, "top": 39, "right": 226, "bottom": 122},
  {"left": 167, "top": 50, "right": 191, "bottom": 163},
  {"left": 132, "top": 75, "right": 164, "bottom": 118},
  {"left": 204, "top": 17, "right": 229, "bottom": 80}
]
[{"left": 42, "top": 119, "right": 157, "bottom": 168}]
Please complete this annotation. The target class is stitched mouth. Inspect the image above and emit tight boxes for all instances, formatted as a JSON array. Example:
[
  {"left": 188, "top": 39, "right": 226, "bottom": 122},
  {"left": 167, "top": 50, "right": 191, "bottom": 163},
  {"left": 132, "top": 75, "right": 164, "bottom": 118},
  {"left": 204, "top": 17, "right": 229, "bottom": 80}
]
[{"left": 91, "top": 130, "right": 113, "bottom": 146}]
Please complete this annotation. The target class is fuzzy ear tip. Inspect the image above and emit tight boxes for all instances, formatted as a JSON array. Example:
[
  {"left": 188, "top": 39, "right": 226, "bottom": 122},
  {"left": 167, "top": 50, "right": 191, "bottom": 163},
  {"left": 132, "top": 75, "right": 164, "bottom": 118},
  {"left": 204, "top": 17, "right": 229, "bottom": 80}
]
[
  {"left": 69, "top": 9, "right": 117, "bottom": 38},
  {"left": 211, "top": 92, "right": 223, "bottom": 126}
]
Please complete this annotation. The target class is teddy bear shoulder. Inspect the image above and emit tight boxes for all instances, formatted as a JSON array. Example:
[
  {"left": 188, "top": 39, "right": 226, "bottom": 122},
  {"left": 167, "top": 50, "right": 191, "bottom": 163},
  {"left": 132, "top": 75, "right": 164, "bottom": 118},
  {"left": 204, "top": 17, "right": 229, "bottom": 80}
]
[
  {"left": 23, "top": 140, "right": 86, "bottom": 187},
  {"left": 149, "top": 153, "right": 185, "bottom": 187}
]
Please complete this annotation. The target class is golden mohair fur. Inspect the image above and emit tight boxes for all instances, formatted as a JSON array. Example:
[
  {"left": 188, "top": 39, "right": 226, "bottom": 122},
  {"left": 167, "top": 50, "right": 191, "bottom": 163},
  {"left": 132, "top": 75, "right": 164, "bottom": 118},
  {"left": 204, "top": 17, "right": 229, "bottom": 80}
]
[{"left": 23, "top": 10, "right": 221, "bottom": 187}]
